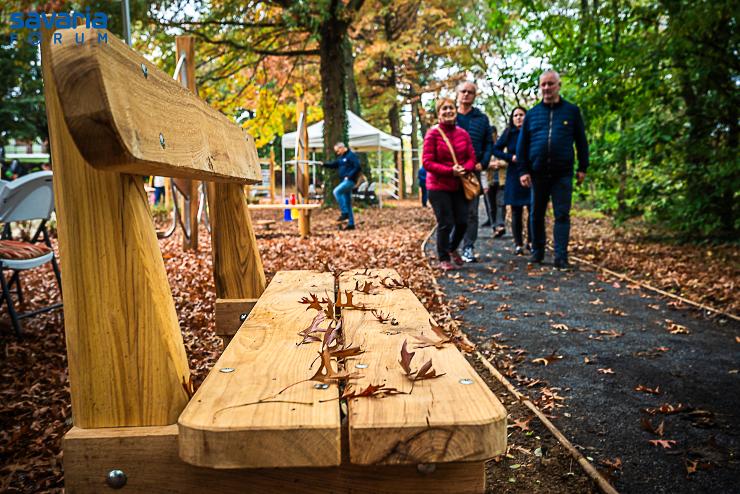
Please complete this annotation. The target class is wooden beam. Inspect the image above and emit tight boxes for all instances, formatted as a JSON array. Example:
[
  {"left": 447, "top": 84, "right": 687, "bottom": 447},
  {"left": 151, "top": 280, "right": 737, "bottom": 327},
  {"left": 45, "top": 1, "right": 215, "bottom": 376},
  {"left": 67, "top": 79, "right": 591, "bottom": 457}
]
[
  {"left": 178, "top": 271, "right": 339, "bottom": 469},
  {"left": 339, "top": 269, "right": 507, "bottom": 465},
  {"left": 64, "top": 426, "right": 485, "bottom": 493},
  {"left": 214, "top": 298, "right": 258, "bottom": 347},
  {"left": 176, "top": 36, "right": 200, "bottom": 251},
  {"left": 48, "top": 26, "right": 261, "bottom": 183},
  {"left": 42, "top": 29, "right": 190, "bottom": 428}
]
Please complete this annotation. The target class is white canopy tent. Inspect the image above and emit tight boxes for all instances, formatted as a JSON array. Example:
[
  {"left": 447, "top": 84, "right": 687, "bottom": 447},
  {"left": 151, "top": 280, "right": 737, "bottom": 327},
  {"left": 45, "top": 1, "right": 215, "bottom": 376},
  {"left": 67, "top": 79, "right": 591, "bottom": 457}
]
[{"left": 281, "top": 111, "right": 402, "bottom": 206}]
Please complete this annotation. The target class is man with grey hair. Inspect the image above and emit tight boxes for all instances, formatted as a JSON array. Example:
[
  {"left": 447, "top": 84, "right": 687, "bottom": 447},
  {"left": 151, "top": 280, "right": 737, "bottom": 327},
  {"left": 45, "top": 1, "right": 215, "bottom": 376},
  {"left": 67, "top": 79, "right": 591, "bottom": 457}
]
[
  {"left": 455, "top": 80, "right": 493, "bottom": 263},
  {"left": 516, "top": 69, "right": 589, "bottom": 269},
  {"left": 323, "top": 141, "right": 361, "bottom": 230}
]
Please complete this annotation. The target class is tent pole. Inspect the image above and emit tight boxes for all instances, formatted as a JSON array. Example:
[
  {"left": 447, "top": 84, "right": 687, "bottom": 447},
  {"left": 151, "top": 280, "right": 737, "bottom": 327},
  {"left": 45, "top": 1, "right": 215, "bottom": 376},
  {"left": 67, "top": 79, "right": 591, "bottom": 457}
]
[
  {"left": 281, "top": 146, "right": 286, "bottom": 203},
  {"left": 377, "top": 147, "right": 382, "bottom": 208}
]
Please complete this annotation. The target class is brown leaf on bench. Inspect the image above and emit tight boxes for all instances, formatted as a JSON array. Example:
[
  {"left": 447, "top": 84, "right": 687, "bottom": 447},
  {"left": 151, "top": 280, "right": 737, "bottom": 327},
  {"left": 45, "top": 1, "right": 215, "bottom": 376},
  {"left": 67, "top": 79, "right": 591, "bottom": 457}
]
[
  {"left": 297, "top": 312, "right": 327, "bottom": 346},
  {"left": 414, "top": 358, "right": 444, "bottom": 381},
  {"left": 322, "top": 319, "right": 342, "bottom": 350},
  {"left": 399, "top": 339, "right": 415, "bottom": 376},
  {"left": 330, "top": 343, "right": 364, "bottom": 359},
  {"left": 370, "top": 308, "right": 398, "bottom": 325},
  {"left": 310, "top": 347, "right": 359, "bottom": 384},
  {"left": 380, "top": 276, "right": 409, "bottom": 290},
  {"left": 299, "top": 293, "right": 329, "bottom": 312},
  {"left": 354, "top": 280, "right": 376, "bottom": 294},
  {"left": 181, "top": 374, "right": 196, "bottom": 399},
  {"left": 342, "top": 383, "right": 404, "bottom": 399},
  {"left": 336, "top": 290, "right": 368, "bottom": 311}
]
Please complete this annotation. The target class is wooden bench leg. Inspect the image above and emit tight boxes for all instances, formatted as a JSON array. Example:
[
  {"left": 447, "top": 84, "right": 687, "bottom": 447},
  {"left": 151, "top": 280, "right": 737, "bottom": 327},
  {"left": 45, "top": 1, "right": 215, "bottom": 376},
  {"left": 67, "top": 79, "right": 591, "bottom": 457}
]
[{"left": 64, "top": 426, "right": 486, "bottom": 493}]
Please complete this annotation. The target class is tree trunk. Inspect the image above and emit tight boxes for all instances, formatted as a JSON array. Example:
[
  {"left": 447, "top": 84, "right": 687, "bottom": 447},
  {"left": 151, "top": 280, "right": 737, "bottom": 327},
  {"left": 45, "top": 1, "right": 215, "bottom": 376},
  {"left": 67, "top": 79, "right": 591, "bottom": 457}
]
[
  {"left": 343, "top": 38, "right": 361, "bottom": 117},
  {"left": 319, "top": 3, "right": 349, "bottom": 204}
]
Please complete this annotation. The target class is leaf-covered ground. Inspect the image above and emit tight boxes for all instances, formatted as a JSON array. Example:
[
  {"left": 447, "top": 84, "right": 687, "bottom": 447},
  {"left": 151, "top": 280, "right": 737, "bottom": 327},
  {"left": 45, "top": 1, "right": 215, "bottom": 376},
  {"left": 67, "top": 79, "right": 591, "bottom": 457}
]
[{"left": 0, "top": 200, "right": 737, "bottom": 492}]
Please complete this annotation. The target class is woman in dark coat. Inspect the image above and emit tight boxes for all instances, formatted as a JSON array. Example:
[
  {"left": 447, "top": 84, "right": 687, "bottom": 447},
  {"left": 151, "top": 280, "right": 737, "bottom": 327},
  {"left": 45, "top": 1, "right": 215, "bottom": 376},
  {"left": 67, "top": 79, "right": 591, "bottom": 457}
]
[{"left": 493, "top": 106, "right": 531, "bottom": 255}]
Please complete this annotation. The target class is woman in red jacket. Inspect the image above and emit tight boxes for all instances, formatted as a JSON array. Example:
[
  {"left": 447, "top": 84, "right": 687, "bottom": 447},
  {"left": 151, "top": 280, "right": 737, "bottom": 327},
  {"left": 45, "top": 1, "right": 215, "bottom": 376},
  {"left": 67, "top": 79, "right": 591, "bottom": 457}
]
[{"left": 422, "top": 97, "right": 476, "bottom": 271}]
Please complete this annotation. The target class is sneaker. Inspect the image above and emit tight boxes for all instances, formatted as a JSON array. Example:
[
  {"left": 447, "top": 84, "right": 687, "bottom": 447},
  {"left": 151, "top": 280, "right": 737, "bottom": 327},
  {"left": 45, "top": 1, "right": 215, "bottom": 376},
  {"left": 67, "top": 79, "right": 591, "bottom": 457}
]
[
  {"left": 554, "top": 259, "right": 571, "bottom": 271},
  {"left": 461, "top": 247, "right": 477, "bottom": 263},
  {"left": 494, "top": 226, "right": 506, "bottom": 238},
  {"left": 340, "top": 224, "right": 356, "bottom": 231},
  {"left": 514, "top": 245, "right": 524, "bottom": 256},
  {"left": 449, "top": 251, "right": 464, "bottom": 266},
  {"left": 529, "top": 254, "right": 544, "bottom": 264},
  {"left": 336, "top": 213, "right": 349, "bottom": 222},
  {"left": 439, "top": 260, "right": 456, "bottom": 271}
]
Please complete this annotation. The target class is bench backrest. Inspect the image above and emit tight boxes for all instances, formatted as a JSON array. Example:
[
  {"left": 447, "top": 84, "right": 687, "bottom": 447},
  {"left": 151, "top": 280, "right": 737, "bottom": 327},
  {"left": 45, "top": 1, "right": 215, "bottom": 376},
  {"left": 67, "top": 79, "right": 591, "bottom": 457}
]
[{"left": 41, "top": 26, "right": 265, "bottom": 429}]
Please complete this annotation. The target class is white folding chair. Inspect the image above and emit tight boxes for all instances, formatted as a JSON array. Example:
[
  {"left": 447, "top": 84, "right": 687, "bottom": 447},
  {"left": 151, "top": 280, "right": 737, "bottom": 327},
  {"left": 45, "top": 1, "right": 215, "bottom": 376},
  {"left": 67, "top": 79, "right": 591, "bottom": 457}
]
[{"left": 0, "top": 171, "right": 62, "bottom": 336}]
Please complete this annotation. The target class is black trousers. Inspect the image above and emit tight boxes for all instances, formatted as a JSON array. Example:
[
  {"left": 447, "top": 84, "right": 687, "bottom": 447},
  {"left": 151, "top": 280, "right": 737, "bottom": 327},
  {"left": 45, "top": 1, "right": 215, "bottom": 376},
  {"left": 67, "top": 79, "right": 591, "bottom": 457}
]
[
  {"left": 510, "top": 205, "right": 531, "bottom": 247},
  {"left": 487, "top": 183, "right": 506, "bottom": 227},
  {"left": 429, "top": 189, "right": 468, "bottom": 261}
]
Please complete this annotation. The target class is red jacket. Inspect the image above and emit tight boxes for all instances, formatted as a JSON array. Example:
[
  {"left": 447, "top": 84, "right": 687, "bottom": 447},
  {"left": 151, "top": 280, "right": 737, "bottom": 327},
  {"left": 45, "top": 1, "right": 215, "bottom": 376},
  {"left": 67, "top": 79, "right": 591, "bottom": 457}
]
[{"left": 422, "top": 123, "right": 476, "bottom": 192}]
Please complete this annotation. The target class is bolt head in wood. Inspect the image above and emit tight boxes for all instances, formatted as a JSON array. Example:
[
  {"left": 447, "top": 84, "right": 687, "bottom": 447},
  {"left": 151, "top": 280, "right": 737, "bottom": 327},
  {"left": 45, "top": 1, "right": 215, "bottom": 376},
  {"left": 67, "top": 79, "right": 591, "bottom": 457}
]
[
  {"left": 140, "top": 63, "right": 148, "bottom": 78},
  {"left": 106, "top": 469, "right": 127, "bottom": 489},
  {"left": 219, "top": 367, "right": 236, "bottom": 373},
  {"left": 159, "top": 133, "right": 165, "bottom": 148},
  {"left": 239, "top": 312, "right": 248, "bottom": 322},
  {"left": 355, "top": 363, "right": 368, "bottom": 369},
  {"left": 313, "top": 383, "right": 329, "bottom": 390},
  {"left": 459, "top": 378, "right": 474, "bottom": 385}
]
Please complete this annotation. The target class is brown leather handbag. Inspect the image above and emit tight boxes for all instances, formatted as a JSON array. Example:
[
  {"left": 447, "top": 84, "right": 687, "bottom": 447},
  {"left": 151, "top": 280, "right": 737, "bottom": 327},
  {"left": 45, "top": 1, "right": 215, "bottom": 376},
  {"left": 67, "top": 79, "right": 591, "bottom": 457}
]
[{"left": 435, "top": 126, "right": 480, "bottom": 200}]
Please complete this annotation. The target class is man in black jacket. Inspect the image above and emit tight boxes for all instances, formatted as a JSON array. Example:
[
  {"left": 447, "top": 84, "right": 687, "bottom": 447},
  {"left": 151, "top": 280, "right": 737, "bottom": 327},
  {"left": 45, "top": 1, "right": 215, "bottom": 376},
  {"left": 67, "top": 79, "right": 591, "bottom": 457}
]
[
  {"left": 323, "top": 142, "right": 361, "bottom": 230},
  {"left": 456, "top": 81, "right": 493, "bottom": 263},
  {"left": 517, "top": 70, "right": 589, "bottom": 270}
]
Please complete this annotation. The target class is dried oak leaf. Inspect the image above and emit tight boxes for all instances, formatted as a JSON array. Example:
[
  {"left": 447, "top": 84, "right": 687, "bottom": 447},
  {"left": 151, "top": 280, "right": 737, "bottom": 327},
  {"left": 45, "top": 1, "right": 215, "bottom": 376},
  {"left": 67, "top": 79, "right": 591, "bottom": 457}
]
[
  {"left": 649, "top": 439, "right": 677, "bottom": 449},
  {"left": 310, "top": 347, "right": 357, "bottom": 384},
  {"left": 380, "top": 276, "right": 409, "bottom": 289},
  {"left": 354, "top": 280, "right": 375, "bottom": 294},
  {"left": 600, "top": 457, "right": 623, "bottom": 470},
  {"left": 644, "top": 403, "right": 688, "bottom": 415},
  {"left": 297, "top": 312, "right": 327, "bottom": 346},
  {"left": 413, "top": 320, "right": 452, "bottom": 349},
  {"left": 532, "top": 351, "right": 563, "bottom": 366},
  {"left": 370, "top": 308, "right": 398, "bottom": 325},
  {"left": 641, "top": 417, "right": 665, "bottom": 437},
  {"left": 342, "top": 383, "right": 404, "bottom": 399},
  {"left": 597, "top": 368, "right": 615, "bottom": 374},
  {"left": 181, "top": 374, "right": 196, "bottom": 399},
  {"left": 635, "top": 384, "right": 661, "bottom": 395},
  {"left": 299, "top": 293, "right": 326, "bottom": 312},
  {"left": 509, "top": 416, "right": 533, "bottom": 432},
  {"left": 399, "top": 339, "right": 415, "bottom": 376}
]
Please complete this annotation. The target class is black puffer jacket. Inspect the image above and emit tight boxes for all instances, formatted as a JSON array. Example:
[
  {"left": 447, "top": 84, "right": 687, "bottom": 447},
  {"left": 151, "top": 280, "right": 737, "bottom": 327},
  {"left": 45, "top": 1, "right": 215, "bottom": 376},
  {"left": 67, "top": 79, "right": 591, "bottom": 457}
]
[
  {"left": 456, "top": 107, "right": 493, "bottom": 169},
  {"left": 516, "top": 98, "right": 589, "bottom": 177}
]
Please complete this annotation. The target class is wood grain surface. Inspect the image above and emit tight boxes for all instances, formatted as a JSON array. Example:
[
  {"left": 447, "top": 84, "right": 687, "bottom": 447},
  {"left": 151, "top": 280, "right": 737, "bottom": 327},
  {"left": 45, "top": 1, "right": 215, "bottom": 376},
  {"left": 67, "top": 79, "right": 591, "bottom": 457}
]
[
  {"left": 178, "top": 271, "right": 340, "bottom": 468},
  {"left": 64, "top": 425, "right": 485, "bottom": 493},
  {"left": 339, "top": 269, "right": 507, "bottom": 465},
  {"left": 48, "top": 26, "right": 260, "bottom": 182},
  {"left": 42, "top": 29, "right": 190, "bottom": 428}
]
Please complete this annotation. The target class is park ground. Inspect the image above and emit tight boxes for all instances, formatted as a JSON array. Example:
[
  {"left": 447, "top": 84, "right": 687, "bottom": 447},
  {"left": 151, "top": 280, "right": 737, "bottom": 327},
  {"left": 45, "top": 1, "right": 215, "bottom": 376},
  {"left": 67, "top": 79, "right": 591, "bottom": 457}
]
[{"left": 0, "top": 200, "right": 738, "bottom": 492}]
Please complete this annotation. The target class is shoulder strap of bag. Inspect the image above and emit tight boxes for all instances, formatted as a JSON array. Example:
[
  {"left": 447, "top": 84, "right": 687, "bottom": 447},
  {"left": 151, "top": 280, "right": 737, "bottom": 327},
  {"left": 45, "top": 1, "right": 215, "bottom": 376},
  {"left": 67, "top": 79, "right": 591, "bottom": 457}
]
[{"left": 434, "top": 125, "right": 459, "bottom": 167}]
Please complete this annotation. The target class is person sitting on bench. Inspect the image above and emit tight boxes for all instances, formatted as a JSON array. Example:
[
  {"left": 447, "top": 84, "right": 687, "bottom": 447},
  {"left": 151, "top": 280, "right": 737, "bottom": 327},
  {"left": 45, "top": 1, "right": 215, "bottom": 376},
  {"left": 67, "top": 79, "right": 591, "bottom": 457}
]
[{"left": 323, "top": 142, "right": 361, "bottom": 231}]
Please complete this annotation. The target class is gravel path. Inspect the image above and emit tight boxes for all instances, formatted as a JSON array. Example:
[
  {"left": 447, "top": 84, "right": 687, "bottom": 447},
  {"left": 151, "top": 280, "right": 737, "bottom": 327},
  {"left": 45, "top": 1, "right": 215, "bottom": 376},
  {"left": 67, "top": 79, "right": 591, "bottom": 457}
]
[{"left": 426, "top": 218, "right": 740, "bottom": 493}]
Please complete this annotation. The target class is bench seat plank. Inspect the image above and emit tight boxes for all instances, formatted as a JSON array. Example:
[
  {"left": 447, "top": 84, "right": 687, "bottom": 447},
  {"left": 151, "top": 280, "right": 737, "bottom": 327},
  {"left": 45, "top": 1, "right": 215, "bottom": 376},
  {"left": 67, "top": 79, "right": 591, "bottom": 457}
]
[
  {"left": 339, "top": 269, "right": 507, "bottom": 465},
  {"left": 49, "top": 27, "right": 261, "bottom": 183},
  {"left": 178, "top": 271, "right": 340, "bottom": 469}
]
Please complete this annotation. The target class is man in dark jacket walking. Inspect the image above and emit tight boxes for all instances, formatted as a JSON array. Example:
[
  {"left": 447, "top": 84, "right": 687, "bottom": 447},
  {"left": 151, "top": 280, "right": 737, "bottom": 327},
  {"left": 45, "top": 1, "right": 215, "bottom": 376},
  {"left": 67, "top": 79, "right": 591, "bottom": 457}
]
[
  {"left": 517, "top": 70, "right": 589, "bottom": 269},
  {"left": 456, "top": 81, "right": 493, "bottom": 263},
  {"left": 323, "top": 142, "right": 361, "bottom": 230}
]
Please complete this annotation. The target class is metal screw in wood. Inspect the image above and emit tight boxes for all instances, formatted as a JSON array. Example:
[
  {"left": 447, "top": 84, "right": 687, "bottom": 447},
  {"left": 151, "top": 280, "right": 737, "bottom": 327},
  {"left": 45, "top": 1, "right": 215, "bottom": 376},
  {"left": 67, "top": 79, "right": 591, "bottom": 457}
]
[
  {"left": 159, "top": 133, "right": 165, "bottom": 149},
  {"left": 106, "top": 469, "right": 127, "bottom": 489},
  {"left": 219, "top": 367, "right": 235, "bottom": 373},
  {"left": 140, "top": 63, "right": 147, "bottom": 78}
]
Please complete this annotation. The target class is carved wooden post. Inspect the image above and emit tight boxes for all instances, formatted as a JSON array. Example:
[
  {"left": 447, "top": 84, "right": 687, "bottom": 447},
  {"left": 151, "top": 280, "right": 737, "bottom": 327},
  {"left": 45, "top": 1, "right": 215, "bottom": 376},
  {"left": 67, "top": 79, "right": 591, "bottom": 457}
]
[
  {"left": 176, "top": 36, "right": 199, "bottom": 251},
  {"left": 296, "top": 99, "right": 311, "bottom": 238},
  {"left": 42, "top": 29, "right": 190, "bottom": 428}
]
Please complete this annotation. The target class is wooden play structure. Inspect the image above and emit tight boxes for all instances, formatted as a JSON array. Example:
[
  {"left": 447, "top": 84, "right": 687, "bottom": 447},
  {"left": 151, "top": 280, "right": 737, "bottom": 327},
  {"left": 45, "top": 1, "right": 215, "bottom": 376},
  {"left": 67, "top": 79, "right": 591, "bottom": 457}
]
[{"left": 42, "top": 26, "right": 505, "bottom": 493}]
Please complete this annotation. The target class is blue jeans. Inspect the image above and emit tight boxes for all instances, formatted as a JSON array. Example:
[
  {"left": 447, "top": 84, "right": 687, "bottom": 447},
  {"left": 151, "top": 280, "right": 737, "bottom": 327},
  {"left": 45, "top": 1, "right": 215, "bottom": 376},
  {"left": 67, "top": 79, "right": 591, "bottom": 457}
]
[
  {"left": 333, "top": 178, "right": 355, "bottom": 226},
  {"left": 531, "top": 174, "right": 572, "bottom": 261}
]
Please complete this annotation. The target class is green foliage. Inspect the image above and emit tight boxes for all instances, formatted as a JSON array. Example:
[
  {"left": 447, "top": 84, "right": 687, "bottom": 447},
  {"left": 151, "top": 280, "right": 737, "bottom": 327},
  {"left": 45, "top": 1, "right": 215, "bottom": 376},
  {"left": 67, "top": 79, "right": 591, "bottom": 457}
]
[{"left": 483, "top": 0, "right": 739, "bottom": 239}]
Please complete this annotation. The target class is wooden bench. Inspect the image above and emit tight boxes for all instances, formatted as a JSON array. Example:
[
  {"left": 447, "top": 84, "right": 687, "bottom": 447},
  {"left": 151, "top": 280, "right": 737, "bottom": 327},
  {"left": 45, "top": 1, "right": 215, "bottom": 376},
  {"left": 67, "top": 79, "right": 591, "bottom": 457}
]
[
  {"left": 248, "top": 203, "right": 321, "bottom": 237},
  {"left": 42, "top": 25, "right": 506, "bottom": 493}
]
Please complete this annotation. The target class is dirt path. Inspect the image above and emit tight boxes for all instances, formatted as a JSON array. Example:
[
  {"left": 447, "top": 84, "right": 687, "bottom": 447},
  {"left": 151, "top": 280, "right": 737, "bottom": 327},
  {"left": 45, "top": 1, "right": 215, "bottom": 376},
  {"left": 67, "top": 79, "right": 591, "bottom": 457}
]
[{"left": 426, "top": 223, "right": 740, "bottom": 493}]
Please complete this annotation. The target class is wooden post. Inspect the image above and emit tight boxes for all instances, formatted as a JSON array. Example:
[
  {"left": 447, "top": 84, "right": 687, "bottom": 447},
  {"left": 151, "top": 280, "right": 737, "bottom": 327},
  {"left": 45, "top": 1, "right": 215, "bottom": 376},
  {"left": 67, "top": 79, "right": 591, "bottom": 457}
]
[
  {"left": 176, "top": 36, "right": 199, "bottom": 251},
  {"left": 397, "top": 143, "right": 405, "bottom": 200},
  {"left": 207, "top": 183, "right": 266, "bottom": 298},
  {"left": 41, "top": 29, "right": 190, "bottom": 428},
  {"left": 295, "top": 99, "right": 311, "bottom": 237}
]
